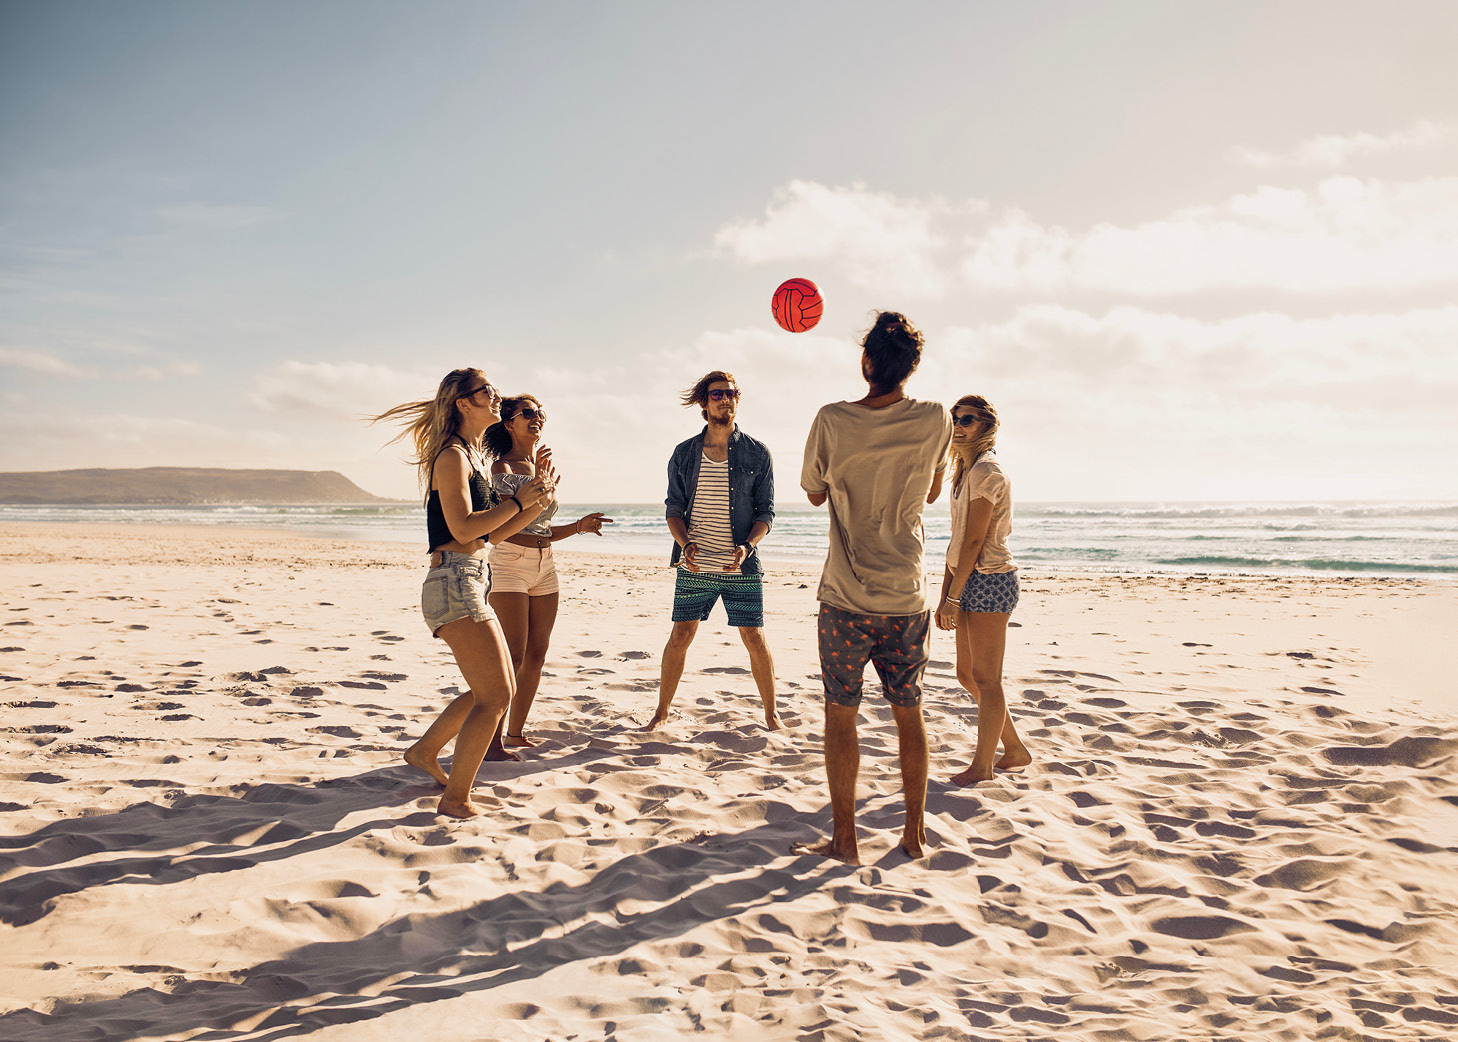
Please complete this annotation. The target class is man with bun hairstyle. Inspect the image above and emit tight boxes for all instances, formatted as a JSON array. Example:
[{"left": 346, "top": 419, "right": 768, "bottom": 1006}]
[
  {"left": 796, "top": 312, "right": 952, "bottom": 863},
  {"left": 649, "top": 370, "right": 781, "bottom": 731}
]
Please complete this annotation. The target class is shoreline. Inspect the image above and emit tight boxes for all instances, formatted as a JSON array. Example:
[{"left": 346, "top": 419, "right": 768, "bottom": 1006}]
[{"left": 4, "top": 518, "right": 1455, "bottom": 583}]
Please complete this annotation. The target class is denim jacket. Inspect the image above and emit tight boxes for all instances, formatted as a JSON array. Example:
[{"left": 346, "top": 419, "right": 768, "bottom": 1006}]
[{"left": 665, "top": 425, "right": 775, "bottom": 574}]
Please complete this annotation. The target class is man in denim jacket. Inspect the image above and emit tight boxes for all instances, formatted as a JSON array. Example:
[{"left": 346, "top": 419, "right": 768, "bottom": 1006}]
[{"left": 645, "top": 370, "right": 780, "bottom": 731}]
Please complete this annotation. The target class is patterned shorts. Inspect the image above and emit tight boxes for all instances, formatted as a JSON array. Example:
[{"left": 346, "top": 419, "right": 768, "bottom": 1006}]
[
  {"left": 817, "top": 604, "right": 930, "bottom": 708},
  {"left": 672, "top": 569, "right": 765, "bottom": 628},
  {"left": 958, "top": 570, "right": 1020, "bottom": 614}
]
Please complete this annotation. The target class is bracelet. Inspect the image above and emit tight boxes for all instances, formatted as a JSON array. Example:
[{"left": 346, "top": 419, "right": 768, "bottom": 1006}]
[
  {"left": 509, "top": 494, "right": 523, "bottom": 514},
  {"left": 944, "top": 597, "right": 960, "bottom": 606},
  {"left": 575, "top": 518, "right": 583, "bottom": 534}
]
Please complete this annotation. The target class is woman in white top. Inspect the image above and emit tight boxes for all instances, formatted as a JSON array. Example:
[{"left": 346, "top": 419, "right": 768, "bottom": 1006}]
[
  {"left": 934, "top": 394, "right": 1032, "bottom": 785},
  {"left": 485, "top": 395, "right": 612, "bottom": 749}
]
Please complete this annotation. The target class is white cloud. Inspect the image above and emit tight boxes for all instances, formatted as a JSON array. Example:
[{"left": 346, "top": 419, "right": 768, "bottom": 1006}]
[
  {"left": 721, "top": 175, "right": 1458, "bottom": 298},
  {"left": 928, "top": 304, "right": 1458, "bottom": 409},
  {"left": 252, "top": 360, "right": 440, "bottom": 418},
  {"left": 713, "top": 180, "right": 964, "bottom": 298},
  {"left": 0, "top": 346, "right": 86, "bottom": 377},
  {"left": 961, "top": 176, "right": 1458, "bottom": 294},
  {"left": 1235, "top": 120, "right": 1448, "bottom": 168}
]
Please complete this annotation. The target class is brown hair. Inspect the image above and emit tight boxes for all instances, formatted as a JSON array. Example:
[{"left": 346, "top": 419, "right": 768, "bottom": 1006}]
[
  {"left": 483, "top": 394, "right": 542, "bottom": 459},
  {"left": 371, "top": 368, "right": 491, "bottom": 496},
  {"left": 861, "top": 311, "right": 924, "bottom": 390},
  {"left": 680, "top": 370, "right": 737, "bottom": 421},
  {"left": 950, "top": 394, "right": 999, "bottom": 494}
]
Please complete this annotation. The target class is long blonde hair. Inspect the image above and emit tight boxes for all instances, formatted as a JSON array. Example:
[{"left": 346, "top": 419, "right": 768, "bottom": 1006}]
[
  {"left": 950, "top": 394, "right": 999, "bottom": 494},
  {"left": 371, "top": 368, "right": 488, "bottom": 496}
]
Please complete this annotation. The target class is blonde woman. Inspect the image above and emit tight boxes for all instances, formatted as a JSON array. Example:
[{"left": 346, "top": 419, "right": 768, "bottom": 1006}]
[
  {"left": 933, "top": 394, "right": 1031, "bottom": 785},
  {"left": 373, "top": 369, "right": 553, "bottom": 818},
  {"left": 484, "top": 394, "right": 611, "bottom": 748}
]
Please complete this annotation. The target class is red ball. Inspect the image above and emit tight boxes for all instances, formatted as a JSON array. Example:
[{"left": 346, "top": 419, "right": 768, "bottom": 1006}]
[{"left": 771, "top": 277, "right": 824, "bottom": 333}]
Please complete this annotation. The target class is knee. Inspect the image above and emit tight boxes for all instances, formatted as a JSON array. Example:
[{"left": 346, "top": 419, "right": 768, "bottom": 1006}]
[
  {"left": 666, "top": 625, "right": 697, "bottom": 651},
  {"left": 522, "top": 642, "right": 551, "bottom": 669},
  {"left": 473, "top": 689, "right": 511, "bottom": 714},
  {"left": 971, "top": 670, "right": 1002, "bottom": 695},
  {"left": 739, "top": 627, "right": 768, "bottom": 650},
  {"left": 956, "top": 666, "right": 977, "bottom": 691}
]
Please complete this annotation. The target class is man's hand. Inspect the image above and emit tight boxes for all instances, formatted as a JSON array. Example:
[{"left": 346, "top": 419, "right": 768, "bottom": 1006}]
[
  {"left": 681, "top": 541, "right": 701, "bottom": 572},
  {"left": 726, "top": 544, "right": 750, "bottom": 571}
]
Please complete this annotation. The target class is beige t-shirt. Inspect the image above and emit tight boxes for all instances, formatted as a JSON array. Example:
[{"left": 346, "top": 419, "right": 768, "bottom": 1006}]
[
  {"left": 801, "top": 398, "right": 952, "bottom": 615},
  {"left": 947, "top": 453, "right": 1017, "bottom": 574}
]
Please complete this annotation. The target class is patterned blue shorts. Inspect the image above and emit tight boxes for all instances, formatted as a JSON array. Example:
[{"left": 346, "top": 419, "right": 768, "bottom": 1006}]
[
  {"left": 672, "top": 569, "right": 764, "bottom": 628},
  {"left": 958, "top": 570, "right": 1019, "bottom": 614}
]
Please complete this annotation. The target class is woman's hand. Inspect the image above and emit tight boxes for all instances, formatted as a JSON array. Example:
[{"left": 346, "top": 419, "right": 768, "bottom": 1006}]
[
  {"left": 576, "top": 512, "right": 613, "bottom": 536},
  {"left": 517, "top": 476, "right": 553, "bottom": 512},
  {"left": 534, "top": 445, "right": 557, "bottom": 493},
  {"left": 935, "top": 601, "right": 958, "bottom": 631}
]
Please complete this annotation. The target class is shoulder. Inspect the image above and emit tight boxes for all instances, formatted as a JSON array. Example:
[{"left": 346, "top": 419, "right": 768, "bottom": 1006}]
[
  {"left": 907, "top": 399, "right": 950, "bottom": 423},
  {"left": 810, "top": 401, "right": 852, "bottom": 427},
  {"left": 733, "top": 428, "right": 771, "bottom": 454},
  {"left": 670, "top": 433, "right": 703, "bottom": 459}
]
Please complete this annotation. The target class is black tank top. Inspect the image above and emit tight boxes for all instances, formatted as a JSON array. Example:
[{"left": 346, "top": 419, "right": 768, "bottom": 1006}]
[{"left": 426, "top": 442, "right": 498, "bottom": 550}]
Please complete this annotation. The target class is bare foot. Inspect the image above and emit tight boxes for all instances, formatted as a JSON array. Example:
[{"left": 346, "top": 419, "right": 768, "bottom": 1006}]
[
  {"left": 403, "top": 745, "right": 448, "bottom": 786},
  {"left": 996, "top": 748, "right": 1032, "bottom": 771},
  {"left": 641, "top": 712, "right": 671, "bottom": 731},
  {"left": 951, "top": 764, "right": 995, "bottom": 786},
  {"left": 503, "top": 733, "right": 538, "bottom": 747},
  {"left": 437, "top": 796, "right": 481, "bottom": 819},
  {"left": 764, "top": 713, "right": 785, "bottom": 731},
  {"left": 483, "top": 745, "right": 521, "bottom": 762},
  {"left": 791, "top": 837, "right": 861, "bottom": 866}
]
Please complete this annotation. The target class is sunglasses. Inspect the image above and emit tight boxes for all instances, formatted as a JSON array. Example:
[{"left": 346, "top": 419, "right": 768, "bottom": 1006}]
[
  {"left": 708, "top": 388, "right": 740, "bottom": 401},
  {"left": 515, "top": 407, "right": 546, "bottom": 422},
  {"left": 458, "top": 384, "right": 500, "bottom": 404},
  {"left": 952, "top": 414, "right": 983, "bottom": 427}
]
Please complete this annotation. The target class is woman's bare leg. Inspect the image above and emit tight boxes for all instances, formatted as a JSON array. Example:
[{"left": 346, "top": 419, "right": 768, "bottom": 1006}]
[
  {"left": 505, "top": 592, "right": 558, "bottom": 743},
  {"left": 404, "top": 691, "right": 472, "bottom": 785},
  {"left": 434, "top": 615, "right": 516, "bottom": 818},
  {"left": 486, "top": 591, "right": 531, "bottom": 759},
  {"left": 951, "top": 610, "right": 1028, "bottom": 785}
]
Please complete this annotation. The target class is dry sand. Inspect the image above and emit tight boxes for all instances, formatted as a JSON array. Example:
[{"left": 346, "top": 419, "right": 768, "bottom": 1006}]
[{"left": 1, "top": 522, "right": 1456, "bottom": 1041}]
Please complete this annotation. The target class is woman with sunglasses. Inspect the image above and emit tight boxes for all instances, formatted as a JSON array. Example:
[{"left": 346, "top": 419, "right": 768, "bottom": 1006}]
[
  {"left": 485, "top": 395, "right": 612, "bottom": 749},
  {"left": 373, "top": 370, "right": 554, "bottom": 817},
  {"left": 933, "top": 394, "right": 1031, "bottom": 785}
]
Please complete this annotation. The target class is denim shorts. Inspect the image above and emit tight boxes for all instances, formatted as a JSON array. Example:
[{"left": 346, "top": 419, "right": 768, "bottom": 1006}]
[
  {"left": 422, "top": 552, "right": 495, "bottom": 636},
  {"left": 488, "top": 542, "right": 560, "bottom": 596},
  {"left": 958, "top": 570, "right": 1020, "bottom": 614}
]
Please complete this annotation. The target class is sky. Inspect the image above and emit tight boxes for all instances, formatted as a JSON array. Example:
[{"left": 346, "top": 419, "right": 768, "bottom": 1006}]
[{"left": 2, "top": 0, "right": 1456, "bottom": 504}]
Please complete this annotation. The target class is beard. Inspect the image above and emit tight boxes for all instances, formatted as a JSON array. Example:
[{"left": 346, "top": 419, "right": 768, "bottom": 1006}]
[{"left": 706, "top": 411, "right": 734, "bottom": 429}]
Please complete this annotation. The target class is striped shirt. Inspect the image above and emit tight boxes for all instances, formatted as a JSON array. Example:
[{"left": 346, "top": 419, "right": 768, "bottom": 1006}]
[{"left": 686, "top": 454, "right": 739, "bottom": 574}]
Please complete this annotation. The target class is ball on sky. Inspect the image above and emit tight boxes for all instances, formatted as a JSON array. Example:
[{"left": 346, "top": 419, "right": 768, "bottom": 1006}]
[{"left": 771, "top": 277, "right": 824, "bottom": 333}]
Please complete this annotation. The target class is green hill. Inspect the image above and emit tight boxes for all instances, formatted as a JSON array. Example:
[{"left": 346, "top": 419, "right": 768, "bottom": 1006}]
[{"left": 0, "top": 468, "right": 390, "bottom": 505}]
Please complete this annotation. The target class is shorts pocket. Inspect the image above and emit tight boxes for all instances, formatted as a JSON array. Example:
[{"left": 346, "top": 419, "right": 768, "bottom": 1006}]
[{"left": 422, "top": 573, "right": 450, "bottom": 618}]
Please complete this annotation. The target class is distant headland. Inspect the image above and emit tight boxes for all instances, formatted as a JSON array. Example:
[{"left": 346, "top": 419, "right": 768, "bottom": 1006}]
[{"left": 0, "top": 468, "right": 392, "bottom": 505}]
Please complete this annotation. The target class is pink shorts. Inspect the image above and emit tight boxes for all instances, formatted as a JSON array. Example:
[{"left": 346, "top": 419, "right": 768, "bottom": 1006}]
[{"left": 487, "top": 542, "right": 560, "bottom": 596}]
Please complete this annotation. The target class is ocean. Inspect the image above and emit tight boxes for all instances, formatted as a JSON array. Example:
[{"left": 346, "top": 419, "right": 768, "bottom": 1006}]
[{"left": 4, "top": 501, "right": 1455, "bottom": 578}]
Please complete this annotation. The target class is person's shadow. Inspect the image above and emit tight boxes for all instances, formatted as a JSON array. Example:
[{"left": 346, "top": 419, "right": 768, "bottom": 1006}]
[{"left": 2, "top": 812, "right": 867, "bottom": 1042}]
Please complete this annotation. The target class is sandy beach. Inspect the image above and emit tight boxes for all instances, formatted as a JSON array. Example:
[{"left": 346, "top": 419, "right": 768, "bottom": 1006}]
[{"left": 2, "top": 522, "right": 1456, "bottom": 1041}]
